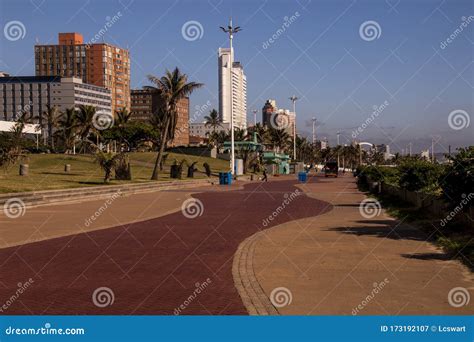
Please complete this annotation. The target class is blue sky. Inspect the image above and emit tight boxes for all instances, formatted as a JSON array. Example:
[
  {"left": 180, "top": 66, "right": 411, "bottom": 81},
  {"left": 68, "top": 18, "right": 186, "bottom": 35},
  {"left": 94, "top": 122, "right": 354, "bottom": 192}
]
[{"left": 0, "top": 0, "right": 473, "bottom": 153}]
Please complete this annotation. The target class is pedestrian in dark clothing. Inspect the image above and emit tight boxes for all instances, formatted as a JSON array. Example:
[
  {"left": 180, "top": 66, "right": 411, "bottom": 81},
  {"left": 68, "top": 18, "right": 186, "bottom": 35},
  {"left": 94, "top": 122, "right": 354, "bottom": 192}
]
[{"left": 262, "top": 169, "right": 268, "bottom": 182}]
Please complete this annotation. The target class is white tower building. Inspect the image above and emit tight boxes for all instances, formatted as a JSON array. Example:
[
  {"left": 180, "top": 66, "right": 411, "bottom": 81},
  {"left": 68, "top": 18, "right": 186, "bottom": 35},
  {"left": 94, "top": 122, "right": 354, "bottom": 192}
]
[{"left": 218, "top": 47, "right": 247, "bottom": 129}]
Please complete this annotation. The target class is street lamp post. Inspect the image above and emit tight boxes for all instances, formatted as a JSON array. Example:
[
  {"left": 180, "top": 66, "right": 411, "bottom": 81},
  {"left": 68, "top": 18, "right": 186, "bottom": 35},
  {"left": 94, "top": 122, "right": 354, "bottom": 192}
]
[
  {"left": 220, "top": 19, "right": 241, "bottom": 175},
  {"left": 289, "top": 95, "right": 299, "bottom": 161},
  {"left": 336, "top": 131, "right": 340, "bottom": 167},
  {"left": 431, "top": 137, "right": 435, "bottom": 162},
  {"left": 312, "top": 117, "right": 317, "bottom": 144}
]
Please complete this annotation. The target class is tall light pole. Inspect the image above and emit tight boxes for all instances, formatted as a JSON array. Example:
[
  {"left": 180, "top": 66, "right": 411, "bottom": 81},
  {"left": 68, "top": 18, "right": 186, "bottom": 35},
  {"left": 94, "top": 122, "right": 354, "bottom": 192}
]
[
  {"left": 336, "top": 131, "right": 340, "bottom": 167},
  {"left": 221, "top": 19, "right": 241, "bottom": 175},
  {"left": 289, "top": 95, "right": 299, "bottom": 161},
  {"left": 431, "top": 136, "right": 435, "bottom": 162},
  {"left": 252, "top": 109, "right": 257, "bottom": 126},
  {"left": 312, "top": 117, "right": 317, "bottom": 144}
]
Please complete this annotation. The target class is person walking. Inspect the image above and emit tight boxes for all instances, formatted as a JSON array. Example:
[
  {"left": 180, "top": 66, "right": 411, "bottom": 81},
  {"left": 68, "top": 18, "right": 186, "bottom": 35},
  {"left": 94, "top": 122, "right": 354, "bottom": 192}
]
[{"left": 262, "top": 169, "right": 268, "bottom": 182}]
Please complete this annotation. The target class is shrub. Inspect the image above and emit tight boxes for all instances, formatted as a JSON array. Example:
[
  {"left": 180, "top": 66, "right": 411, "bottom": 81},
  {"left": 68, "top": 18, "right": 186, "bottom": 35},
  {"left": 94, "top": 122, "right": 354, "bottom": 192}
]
[
  {"left": 397, "top": 159, "right": 443, "bottom": 192},
  {"left": 356, "top": 165, "right": 399, "bottom": 185},
  {"left": 115, "top": 154, "right": 132, "bottom": 180},
  {"left": 94, "top": 152, "right": 124, "bottom": 183},
  {"left": 440, "top": 147, "right": 474, "bottom": 208}
]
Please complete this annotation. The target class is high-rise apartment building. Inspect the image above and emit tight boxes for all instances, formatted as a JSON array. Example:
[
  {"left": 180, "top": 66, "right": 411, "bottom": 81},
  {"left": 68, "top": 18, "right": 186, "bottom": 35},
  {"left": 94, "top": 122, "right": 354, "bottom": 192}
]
[
  {"left": 34, "top": 32, "right": 130, "bottom": 115},
  {"left": 261, "top": 99, "right": 295, "bottom": 134},
  {"left": 130, "top": 89, "right": 189, "bottom": 146},
  {"left": 218, "top": 48, "right": 247, "bottom": 130}
]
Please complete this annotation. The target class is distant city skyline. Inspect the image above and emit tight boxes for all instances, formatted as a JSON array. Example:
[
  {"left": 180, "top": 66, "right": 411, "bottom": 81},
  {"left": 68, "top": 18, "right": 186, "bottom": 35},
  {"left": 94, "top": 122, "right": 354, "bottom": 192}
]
[{"left": 0, "top": 0, "right": 472, "bottom": 153}]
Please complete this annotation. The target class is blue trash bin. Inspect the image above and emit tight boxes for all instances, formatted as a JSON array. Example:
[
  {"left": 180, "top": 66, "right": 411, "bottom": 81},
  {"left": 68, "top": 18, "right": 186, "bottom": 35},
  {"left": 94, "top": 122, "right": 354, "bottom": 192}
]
[
  {"left": 219, "top": 172, "right": 232, "bottom": 185},
  {"left": 219, "top": 172, "right": 226, "bottom": 185},
  {"left": 298, "top": 172, "right": 307, "bottom": 183}
]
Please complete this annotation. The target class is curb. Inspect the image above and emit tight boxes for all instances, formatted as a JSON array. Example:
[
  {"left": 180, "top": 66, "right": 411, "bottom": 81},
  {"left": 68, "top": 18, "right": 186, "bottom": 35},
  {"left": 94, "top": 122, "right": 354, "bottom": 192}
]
[
  {"left": 0, "top": 179, "right": 213, "bottom": 209},
  {"left": 232, "top": 231, "right": 279, "bottom": 315}
]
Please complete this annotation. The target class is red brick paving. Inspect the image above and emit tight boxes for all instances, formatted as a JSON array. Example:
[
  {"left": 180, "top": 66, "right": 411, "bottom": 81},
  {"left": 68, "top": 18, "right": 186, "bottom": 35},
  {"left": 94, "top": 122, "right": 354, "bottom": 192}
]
[{"left": 0, "top": 179, "right": 332, "bottom": 315}]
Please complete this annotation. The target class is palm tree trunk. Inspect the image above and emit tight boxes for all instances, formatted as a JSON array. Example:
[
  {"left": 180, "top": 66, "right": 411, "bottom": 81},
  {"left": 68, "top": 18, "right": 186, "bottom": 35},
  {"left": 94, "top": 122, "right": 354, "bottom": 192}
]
[
  {"left": 48, "top": 123, "right": 54, "bottom": 150},
  {"left": 151, "top": 118, "right": 170, "bottom": 180}
]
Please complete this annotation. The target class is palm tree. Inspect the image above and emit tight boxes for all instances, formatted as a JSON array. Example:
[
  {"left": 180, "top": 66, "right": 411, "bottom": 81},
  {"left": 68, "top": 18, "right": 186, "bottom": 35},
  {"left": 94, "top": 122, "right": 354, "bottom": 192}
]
[
  {"left": 248, "top": 123, "right": 267, "bottom": 143},
  {"left": 56, "top": 108, "right": 78, "bottom": 154},
  {"left": 233, "top": 127, "right": 247, "bottom": 142},
  {"left": 114, "top": 107, "right": 133, "bottom": 150},
  {"left": 115, "top": 108, "right": 132, "bottom": 127},
  {"left": 76, "top": 105, "right": 96, "bottom": 146},
  {"left": 147, "top": 68, "right": 203, "bottom": 180},
  {"left": 35, "top": 105, "right": 60, "bottom": 150},
  {"left": 207, "top": 130, "right": 229, "bottom": 152},
  {"left": 267, "top": 127, "right": 290, "bottom": 152},
  {"left": 204, "top": 109, "right": 222, "bottom": 132},
  {"left": 345, "top": 144, "right": 359, "bottom": 169},
  {"left": 94, "top": 151, "right": 123, "bottom": 183},
  {"left": 296, "top": 135, "right": 312, "bottom": 162}
]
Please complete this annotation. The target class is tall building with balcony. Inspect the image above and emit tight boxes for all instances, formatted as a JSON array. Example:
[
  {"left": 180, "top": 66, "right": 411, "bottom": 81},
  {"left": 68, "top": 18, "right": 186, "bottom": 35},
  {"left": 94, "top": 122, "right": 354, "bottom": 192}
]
[
  {"left": 130, "top": 89, "right": 189, "bottom": 146},
  {"left": 34, "top": 32, "right": 130, "bottom": 115},
  {"left": 218, "top": 48, "right": 247, "bottom": 130}
]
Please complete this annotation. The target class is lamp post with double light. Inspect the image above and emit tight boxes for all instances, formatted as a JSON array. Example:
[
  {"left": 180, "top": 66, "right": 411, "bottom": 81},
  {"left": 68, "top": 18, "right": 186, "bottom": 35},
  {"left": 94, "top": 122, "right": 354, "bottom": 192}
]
[{"left": 220, "top": 19, "right": 241, "bottom": 175}]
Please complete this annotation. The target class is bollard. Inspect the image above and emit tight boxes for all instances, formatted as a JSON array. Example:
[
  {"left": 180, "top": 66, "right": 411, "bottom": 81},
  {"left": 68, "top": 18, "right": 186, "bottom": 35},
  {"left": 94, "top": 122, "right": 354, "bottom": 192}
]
[
  {"left": 64, "top": 164, "right": 71, "bottom": 173},
  {"left": 19, "top": 164, "right": 29, "bottom": 176}
]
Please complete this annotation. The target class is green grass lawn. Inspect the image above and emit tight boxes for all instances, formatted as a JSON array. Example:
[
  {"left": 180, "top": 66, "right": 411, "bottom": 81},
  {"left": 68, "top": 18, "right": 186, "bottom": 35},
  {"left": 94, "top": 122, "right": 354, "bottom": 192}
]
[{"left": 0, "top": 152, "right": 230, "bottom": 193}]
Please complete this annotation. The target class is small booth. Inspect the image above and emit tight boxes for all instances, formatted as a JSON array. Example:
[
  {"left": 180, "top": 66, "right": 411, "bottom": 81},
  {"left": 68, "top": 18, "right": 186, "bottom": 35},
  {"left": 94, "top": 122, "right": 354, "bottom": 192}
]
[{"left": 262, "top": 152, "right": 290, "bottom": 175}]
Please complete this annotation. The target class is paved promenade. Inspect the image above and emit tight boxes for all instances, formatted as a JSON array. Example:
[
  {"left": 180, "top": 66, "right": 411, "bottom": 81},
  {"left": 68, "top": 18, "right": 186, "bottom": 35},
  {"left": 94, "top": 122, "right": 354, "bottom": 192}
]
[{"left": 0, "top": 174, "right": 472, "bottom": 315}]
